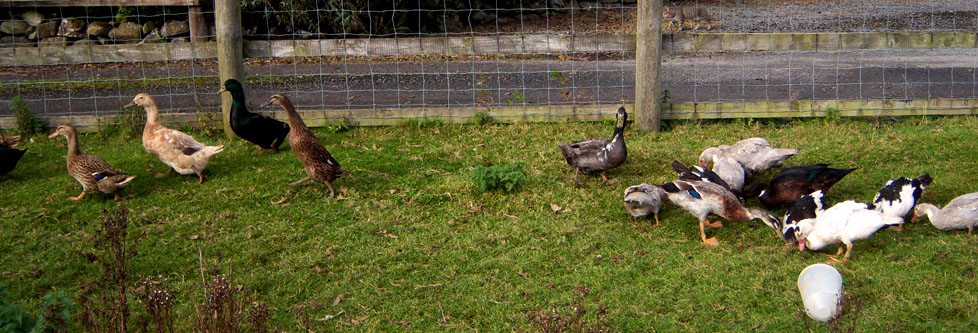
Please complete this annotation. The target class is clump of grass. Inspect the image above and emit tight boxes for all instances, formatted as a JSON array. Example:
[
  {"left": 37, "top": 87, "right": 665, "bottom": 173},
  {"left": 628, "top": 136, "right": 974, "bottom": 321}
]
[
  {"left": 525, "top": 286, "right": 610, "bottom": 332},
  {"left": 471, "top": 111, "right": 492, "bottom": 126},
  {"left": 402, "top": 118, "right": 444, "bottom": 128},
  {"left": 116, "top": 105, "right": 147, "bottom": 139},
  {"left": 469, "top": 162, "right": 526, "bottom": 192},
  {"left": 77, "top": 205, "right": 139, "bottom": 332},
  {"left": 10, "top": 96, "right": 45, "bottom": 136},
  {"left": 325, "top": 119, "right": 350, "bottom": 133}
]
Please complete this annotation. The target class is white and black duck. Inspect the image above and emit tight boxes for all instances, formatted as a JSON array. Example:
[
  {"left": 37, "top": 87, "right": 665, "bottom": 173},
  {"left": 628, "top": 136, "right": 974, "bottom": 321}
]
[{"left": 868, "top": 174, "right": 933, "bottom": 230}]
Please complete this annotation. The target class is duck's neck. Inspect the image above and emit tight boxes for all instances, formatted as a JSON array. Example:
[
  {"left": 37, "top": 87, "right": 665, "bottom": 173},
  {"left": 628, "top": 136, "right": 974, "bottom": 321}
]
[
  {"left": 65, "top": 132, "right": 81, "bottom": 157},
  {"left": 918, "top": 204, "right": 940, "bottom": 221},
  {"left": 143, "top": 102, "right": 160, "bottom": 126},
  {"left": 278, "top": 99, "right": 309, "bottom": 133},
  {"left": 229, "top": 90, "right": 250, "bottom": 115}
]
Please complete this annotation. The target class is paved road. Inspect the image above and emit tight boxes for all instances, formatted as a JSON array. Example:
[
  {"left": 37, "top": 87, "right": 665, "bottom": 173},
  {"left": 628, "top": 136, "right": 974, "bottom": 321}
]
[{"left": 1, "top": 48, "right": 976, "bottom": 116}]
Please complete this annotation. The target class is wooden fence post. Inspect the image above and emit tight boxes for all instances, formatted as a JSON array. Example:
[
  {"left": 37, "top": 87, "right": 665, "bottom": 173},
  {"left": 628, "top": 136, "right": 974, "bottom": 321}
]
[
  {"left": 635, "top": 0, "right": 663, "bottom": 131},
  {"left": 215, "top": 0, "right": 243, "bottom": 138}
]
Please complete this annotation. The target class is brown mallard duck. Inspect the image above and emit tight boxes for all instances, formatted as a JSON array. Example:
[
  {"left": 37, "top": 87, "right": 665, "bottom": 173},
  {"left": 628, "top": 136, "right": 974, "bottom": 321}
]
[
  {"left": 126, "top": 93, "right": 224, "bottom": 184},
  {"left": 0, "top": 135, "right": 19, "bottom": 147},
  {"left": 558, "top": 107, "right": 627, "bottom": 185},
  {"left": 661, "top": 179, "right": 781, "bottom": 246},
  {"left": 48, "top": 124, "right": 135, "bottom": 200},
  {"left": 263, "top": 94, "right": 348, "bottom": 197}
]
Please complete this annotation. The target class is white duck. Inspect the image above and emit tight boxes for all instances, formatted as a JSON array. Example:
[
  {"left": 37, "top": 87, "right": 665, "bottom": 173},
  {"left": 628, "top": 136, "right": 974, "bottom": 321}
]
[
  {"left": 127, "top": 93, "right": 224, "bottom": 184},
  {"left": 912, "top": 192, "right": 978, "bottom": 235},
  {"left": 623, "top": 183, "right": 665, "bottom": 226},
  {"left": 870, "top": 174, "right": 933, "bottom": 230},
  {"left": 794, "top": 201, "right": 903, "bottom": 262},
  {"left": 711, "top": 155, "right": 745, "bottom": 192},
  {"left": 698, "top": 137, "right": 798, "bottom": 176}
]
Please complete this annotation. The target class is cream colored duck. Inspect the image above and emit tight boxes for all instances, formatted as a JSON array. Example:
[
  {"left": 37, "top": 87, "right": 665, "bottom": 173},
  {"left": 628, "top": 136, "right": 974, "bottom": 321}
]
[
  {"left": 794, "top": 201, "right": 903, "bottom": 262},
  {"left": 623, "top": 183, "right": 665, "bottom": 226},
  {"left": 126, "top": 93, "right": 224, "bottom": 184},
  {"left": 698, "top": 137, "right": 798, "bottom": 176},
  {"left": 912, "top": 192, "right": 978, "bottom": 235},
  {"left": 49, "top": 124, "right": 135, "bottom": 200}
]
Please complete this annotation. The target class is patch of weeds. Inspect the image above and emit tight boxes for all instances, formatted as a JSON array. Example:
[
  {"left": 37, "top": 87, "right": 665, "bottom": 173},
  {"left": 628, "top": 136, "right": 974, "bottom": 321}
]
[
  {"left": 246, "top": 302, "right": 272, "bottom": 333},
  {"left": 0, "top": 285, "right": 73, "bottom": 332},
  {"left": 116, "top": 105, "right": 147, "bottom": 139},
  {"left": 325, "top": 120, "right": 350, "bottom": 133},
  {"left": 661, "top": 89, "right": 672, "bottom": 104},
  {"left": 134, "top": 276, "right": 175, "bottom": 333},
  {"left": 402, "top": 118, "right": 444, "bottom": 128},
  {"left": 525, "top": 285, "right": 610, "bottom": 332},
  {"left": 193, "top": 254, "right": 266, "bottom": 333},
  {"left": 469, "top": 162, "right": 526, "bottom": 192},
  {"left": 825, "top": 107, "right": 841, "bottom": 122},
  {"left": 506, "top": 89, "right": 525, "bottom": 105},
  {"left": 549, "top": 71, "right": 568, "bottom": 85},
  {"left": 10, "top": 96, "right": 44, "bottom": 136},
  {"left": 471, "top": 111, "right": 492, "bottom": 126},
  {"left": 77, "top": 205, "right": 141, "bottom": 332}
]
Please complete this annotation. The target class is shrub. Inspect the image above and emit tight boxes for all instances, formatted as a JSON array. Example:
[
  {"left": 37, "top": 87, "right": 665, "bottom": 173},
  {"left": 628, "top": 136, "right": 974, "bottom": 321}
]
[
  {"left": 470, "top": 162, "right": 526, "bottom": 192},
  {"left": 10, "top": 96, "right": 44, "bottom": 136},
  {"left": 0, "top": 285, "right": 73, "bottom": 333}
]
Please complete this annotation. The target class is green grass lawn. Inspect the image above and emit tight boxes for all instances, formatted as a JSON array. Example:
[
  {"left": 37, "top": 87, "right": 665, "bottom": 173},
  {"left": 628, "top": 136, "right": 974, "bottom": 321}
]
[{"left": 2, "top": 116, "right": 978, "bottom": 331}]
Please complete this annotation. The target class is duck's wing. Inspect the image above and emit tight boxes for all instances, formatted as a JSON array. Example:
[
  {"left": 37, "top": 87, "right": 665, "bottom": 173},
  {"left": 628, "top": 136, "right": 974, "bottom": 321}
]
[
  {"left": 160, "top": 127, "right": 206, "bottom": 155},
  {"left": 941, "top": 193, "right": 978, "bottom": 220}
]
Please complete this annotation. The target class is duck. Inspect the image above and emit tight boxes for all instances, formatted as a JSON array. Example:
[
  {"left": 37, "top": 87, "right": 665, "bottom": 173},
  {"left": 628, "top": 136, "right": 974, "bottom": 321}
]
[
  {"left": 217, "top": 79, "right": 290, "bottom": 152},
  {"left": 48, "top": 124, "right": 135, "bottom": 200},
  {"left": 623, "top": 183, "right": 665, "bottom": 226},
  {"left": 671, "top": 160, "right": 731, "bottom": 190},
  {"left": 698, "top": 137, "right": 798, "bottom": 176},
  {"left": 781, "top": 190, "right": 826, "bottom": 243},
  {"left": 912, "top": 192, "right": 978, "bottom": 235},
  {"left": 711, "top": 155, "right": 746, "bottom": 192},
  {"left": 263, "top": 94, "right": 348, "bottom": 197},
  {"left": 868, "top": 174, "right": 933, "bottom": 231},
  {"left": 558, "top": 107, "right": 627, "bottom": 185},
  {"left": 127, "top": 93, "right": 224, "bottom": 184},
  {"left": 0, "top": 144, "right": 27, "bottom": 176},
  {"left": 794, "top": 200, "right": 903, "bottom": 262},
  {"left": 743, "top": 164, "right": 856, "bottom": 207},
  {"left": 660, "top": 179, "right": 781, "bottom": 246}
]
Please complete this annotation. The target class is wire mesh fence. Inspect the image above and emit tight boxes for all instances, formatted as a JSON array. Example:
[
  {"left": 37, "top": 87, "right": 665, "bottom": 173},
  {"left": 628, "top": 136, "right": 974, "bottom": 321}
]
[{"left": 0, "top": 0, "right": 976, "bottom": 124}]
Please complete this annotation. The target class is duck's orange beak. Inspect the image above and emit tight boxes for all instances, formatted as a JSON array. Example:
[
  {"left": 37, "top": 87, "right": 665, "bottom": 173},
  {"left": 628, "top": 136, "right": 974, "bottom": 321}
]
[
  {"left": 47, "top": 131, "right": 58, "bottom": 139},
  {"left": 911, "top": 213, "right": 919, "bottom": 222}
]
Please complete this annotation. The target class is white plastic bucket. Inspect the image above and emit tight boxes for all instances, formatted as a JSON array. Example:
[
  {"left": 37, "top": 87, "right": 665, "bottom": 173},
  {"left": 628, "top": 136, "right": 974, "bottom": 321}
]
[{"left": 797, "top": 263, "right": 843, "bottom": 322}]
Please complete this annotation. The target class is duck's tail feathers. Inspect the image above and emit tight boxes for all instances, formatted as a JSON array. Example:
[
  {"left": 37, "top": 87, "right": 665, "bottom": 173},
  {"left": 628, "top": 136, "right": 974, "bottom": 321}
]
[
  {"left": 192, "top": 145, "right": 224, "bottom": 170},
  {"left": 741, "top": 182, "right": 767, "bottom": 198},
  {"left": 882, "top": 215, "right": 905, "bottom": 227},
  {"left": 117, "top": 175, "right": 136, "bottom": 186},
  {"left": 916, "top": 173, "right": 934, "bottom": 187}
]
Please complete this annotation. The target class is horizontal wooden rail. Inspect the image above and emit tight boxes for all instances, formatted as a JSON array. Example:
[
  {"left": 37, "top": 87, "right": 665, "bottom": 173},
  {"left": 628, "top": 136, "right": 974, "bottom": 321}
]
[
  {"left": 3, "top": 32, "right": 976, "bottom": 66},
  {"left": 7, "top": 0, "right": 199, "bottom": 6},
  {"left": 3, "top": 98, "right": 975, "bottom": 132}
]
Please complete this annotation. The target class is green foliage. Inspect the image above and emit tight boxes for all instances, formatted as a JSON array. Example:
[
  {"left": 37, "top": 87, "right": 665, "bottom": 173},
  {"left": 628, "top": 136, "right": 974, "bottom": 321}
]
[
  {"left": 325, "top": 120, "right": 351, "bottom": 133},
  {"left": 825, "top": 106, "right": 841, "bottom": 122},
  {"left": 471, "top": 111, "right": 491, "bottom": 126},
  {"left": 469, "top": 162, "right": 526, "bottom": 192},
  {"left": 549, "top": 71, "right": 567, "bottom": 85},
  {"left": 0, "top": 285, "right": 36, "bottom": 333},
  {"left": 10, "top": 96, "right": 44, "bottom": 136},
  {"left": 114, "top": 6, "right": 135, "bottom": 24},
  {"left": 116, "top": 105, "right": 147, "bottom": 139},
  {"left": 0, "top": 285, "right": 72, "bottom": 333},
  {"left": 507, "top": 89, "right": 525, "bottom": 105}
]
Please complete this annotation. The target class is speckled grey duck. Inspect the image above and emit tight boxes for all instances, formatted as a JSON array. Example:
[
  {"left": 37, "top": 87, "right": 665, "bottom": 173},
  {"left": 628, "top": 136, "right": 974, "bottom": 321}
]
[
  {"left": 661, "top": 179, "right": 781, "bottom": 246},
  {"left": 264, "top": 94, "right": 348, "bottom": 198},
  {"left": 49, "top": 124, "right": 135, "bottom": 200},
  {"left": 558, "top": 107, "right": 627, "bottom": 185},
  {"left": 623, "top": 183, "right": 665, "bottom": 226},
  {"left": 218, "top": 79, "right": 290, "bottom": 152}
]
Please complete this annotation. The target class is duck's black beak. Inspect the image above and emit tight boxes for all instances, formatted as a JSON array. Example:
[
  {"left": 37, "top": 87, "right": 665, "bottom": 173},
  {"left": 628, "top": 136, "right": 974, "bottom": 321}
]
[
  {"left": 259, "top": 101, "right": 273, "bottom": 109},
  {"left": 123, "top": 102, "right": 135, "bottom": 108}
]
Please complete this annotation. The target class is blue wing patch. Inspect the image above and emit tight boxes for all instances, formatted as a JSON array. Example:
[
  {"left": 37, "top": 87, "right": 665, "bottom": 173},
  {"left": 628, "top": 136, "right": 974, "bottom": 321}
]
[
  {"left": 688, "top": 189, "right": 702, "bottom": 199},
  {"left": 92, "top": 173, "right": 106, "bottom": 181}
]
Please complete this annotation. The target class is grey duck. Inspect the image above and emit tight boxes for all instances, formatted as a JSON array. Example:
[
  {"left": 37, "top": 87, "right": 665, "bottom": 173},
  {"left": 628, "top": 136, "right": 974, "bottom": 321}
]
[{"left": 558, "top": 107, "right": 627, "bottom": 185}]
